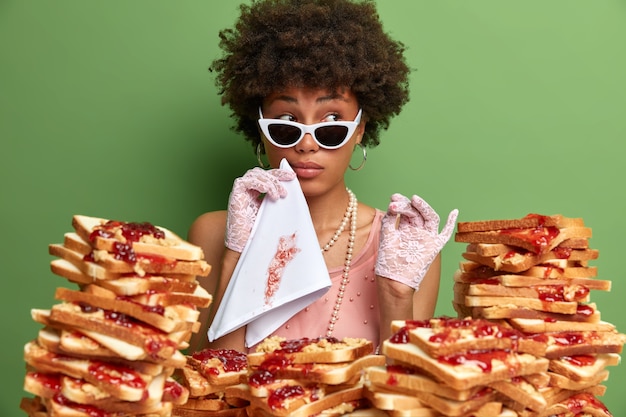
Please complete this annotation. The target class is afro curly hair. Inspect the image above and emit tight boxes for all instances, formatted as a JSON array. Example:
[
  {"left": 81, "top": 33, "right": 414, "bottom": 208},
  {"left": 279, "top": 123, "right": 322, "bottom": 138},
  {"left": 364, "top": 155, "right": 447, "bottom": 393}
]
[{"left": 210, "top": 0, "right": 411, "bottom": 150}]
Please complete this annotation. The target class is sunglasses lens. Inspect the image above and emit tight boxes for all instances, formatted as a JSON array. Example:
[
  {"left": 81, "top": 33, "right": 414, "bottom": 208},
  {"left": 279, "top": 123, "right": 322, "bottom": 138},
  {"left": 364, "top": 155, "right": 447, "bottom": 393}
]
[
  {"left": 315, "top": 125, "right": 349, "bottom": 147},
  {"left": 267, "top": 124, "right": 302, "bottom": 146}
]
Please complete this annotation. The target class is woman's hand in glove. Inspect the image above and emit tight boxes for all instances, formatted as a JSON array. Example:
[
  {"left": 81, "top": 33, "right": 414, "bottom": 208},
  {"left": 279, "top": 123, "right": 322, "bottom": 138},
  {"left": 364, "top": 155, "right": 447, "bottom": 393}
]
[
  {"left": 225, "top": 167, "right": 296, "bottom": 252},
  {"left": 375, "top": 193, "right": 458, "bottom": 289}
]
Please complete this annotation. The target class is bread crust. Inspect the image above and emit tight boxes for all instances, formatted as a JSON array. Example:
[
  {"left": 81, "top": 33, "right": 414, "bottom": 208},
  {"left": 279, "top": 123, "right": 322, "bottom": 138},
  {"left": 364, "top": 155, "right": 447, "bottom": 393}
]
[
  {"left": 543, "top": 330, "right": 626, "bottom": 359},
  {"left": 548, "top": 353, "right": 621, "bottom": 382},
  {"left": 455, "top": 226, "right": 592, "bottom": 255},
  {"left": 24, "top": 341, "right": 160, "bottom": 402},
  {"left": 72, "top": 214, "right": 205, "bottom": 261},
  {"left": 405, "top": 319, "right": 548, "bottom": 357},
  {"left": 456, "top": 214, "right": 585, "bottom": 233},
  {"left": 58, "top": 232, "right": 211, "bottom": 277},
  {"left": 46, "top": 302, "right": 189, "bottom": 362},
  {"left": 250, "top": 354, "right": 385, "bottom": 386},
  {"left": 54, "top": 286, "right": 199, "bottom": 333},
  {"left": 248, "top": 336, "right": 374, "bottom": 366},
  {"left": 488, "top": 377, "right": 547, "bottom": 412},
  {"left": 366, "top": 365, "right": 484, "bottom": 401},
  {"left": 462, "top": 246, "right": 599, "bottom": 273},
  {"left": 187, "top": 348, "right": 249, "bottom": 386},
  {"left": 381, "top": 340, "right": 549, "bottom": 390},
  {"left": 237, "top": 383, "right": 364, "bottom": 417}
]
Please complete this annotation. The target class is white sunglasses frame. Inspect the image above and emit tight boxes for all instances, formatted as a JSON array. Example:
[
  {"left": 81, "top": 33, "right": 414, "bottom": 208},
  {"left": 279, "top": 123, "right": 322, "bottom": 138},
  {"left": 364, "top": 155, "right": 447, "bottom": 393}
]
[{"left": 257, "top": 107, "right": 362, "bottom": 149}]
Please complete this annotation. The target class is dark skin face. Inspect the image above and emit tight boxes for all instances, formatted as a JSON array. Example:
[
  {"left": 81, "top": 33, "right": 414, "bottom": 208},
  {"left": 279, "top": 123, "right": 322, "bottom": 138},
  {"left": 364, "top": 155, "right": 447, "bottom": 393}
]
[{"left": 260, "top": 87, "right": 365, "bottom": 200}]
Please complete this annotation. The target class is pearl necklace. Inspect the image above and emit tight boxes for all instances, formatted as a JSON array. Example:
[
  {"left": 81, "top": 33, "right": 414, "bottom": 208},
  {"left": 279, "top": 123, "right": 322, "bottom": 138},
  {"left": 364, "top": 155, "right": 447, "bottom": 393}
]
[
  {"left": 321, "top": 188, "right": 356, "bottom": 252},
  {"left": 326, "top": 189, "right": 358, "bottom": 337}
]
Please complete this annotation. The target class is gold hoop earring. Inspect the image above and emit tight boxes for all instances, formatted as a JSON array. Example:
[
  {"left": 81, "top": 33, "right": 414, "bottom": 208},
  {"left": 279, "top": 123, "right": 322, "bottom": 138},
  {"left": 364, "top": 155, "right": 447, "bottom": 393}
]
[
  {"left": 349, "top": 143, "right": 367, "bottom": 171},
  {"left": 256, "top": 143, "right": 270, "bottom": 169}
]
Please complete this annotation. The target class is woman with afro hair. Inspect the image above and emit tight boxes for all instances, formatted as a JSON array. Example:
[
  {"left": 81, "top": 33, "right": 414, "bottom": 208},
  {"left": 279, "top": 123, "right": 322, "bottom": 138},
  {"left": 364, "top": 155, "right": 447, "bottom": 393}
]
[{"left": 188, "top": 0, "right": 458, "bottom": 353}]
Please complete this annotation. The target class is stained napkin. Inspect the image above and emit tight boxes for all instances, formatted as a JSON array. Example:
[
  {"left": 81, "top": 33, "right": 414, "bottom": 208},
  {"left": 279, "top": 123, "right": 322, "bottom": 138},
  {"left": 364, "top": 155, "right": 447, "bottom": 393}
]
[{"left": 208, "top": 159, "right": 332, "bottom": 347}]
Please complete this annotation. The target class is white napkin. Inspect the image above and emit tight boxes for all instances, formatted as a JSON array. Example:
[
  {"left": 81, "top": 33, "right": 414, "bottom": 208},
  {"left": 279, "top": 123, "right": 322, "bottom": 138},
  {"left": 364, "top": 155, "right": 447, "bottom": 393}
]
[{"left": 208, "top": 159, "right": 332, "bottom": 347}]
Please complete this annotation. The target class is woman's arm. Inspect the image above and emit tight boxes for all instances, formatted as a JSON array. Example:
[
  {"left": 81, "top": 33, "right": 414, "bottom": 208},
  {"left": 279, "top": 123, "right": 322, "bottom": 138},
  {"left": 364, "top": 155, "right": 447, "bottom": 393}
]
[
  {"left": 186, "top": 210, "right": 245, "bottom": 352},
  {"left": 376, "top": 253, "right": 441, "bottom": 343}
]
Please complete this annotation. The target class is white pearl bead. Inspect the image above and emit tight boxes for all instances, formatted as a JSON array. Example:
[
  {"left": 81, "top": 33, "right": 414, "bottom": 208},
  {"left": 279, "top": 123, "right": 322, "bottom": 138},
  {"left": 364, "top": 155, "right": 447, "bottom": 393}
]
[{"left": 326, "top": 188, "right": 357, "bottom": 338}]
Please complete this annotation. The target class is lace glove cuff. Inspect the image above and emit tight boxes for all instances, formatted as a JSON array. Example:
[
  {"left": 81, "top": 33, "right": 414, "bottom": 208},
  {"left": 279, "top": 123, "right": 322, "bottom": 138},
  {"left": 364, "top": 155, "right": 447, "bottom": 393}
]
[
  {"left": 375, "top": 193, "right": 458, "bottom": 289},
  {"left": 225, "top": 167, "right": 296, "bottom": 252}
]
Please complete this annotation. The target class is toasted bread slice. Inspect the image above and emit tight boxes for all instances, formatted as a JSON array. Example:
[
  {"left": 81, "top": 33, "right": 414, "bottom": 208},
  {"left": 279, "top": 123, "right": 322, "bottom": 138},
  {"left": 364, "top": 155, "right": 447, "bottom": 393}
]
[
  {"left": 381, "top": 340, "right": 549, "bottom": 390},
  {"left": 549, "top": 369, "right": 609, "bottom": 391},
  {"left": 54, "top": 286, "right": 199, "bottom": 333},
  {"left": 248, "top": 336, "right": 374, "bottom": 366},
  {"left": 466, "top": 241, "right": 590, "bottom": 257},
  {"left": 362, "top": 385, "right": 425, "bottom": 411},
  {"left": 180, "top": 397, "right": 234, "bottom": 411},
  {"left": 463, "top": 245, "right": 598, "bottom": 273},
  {"left": 249, "top": 354, "right": 384, "bottom": 386},
  {"left": 538, "top": 392, "right": 611, "bottom": 417},
  {"left": 488, "top": 376, "right": 547, "bottom": 412},
  {"left": 455, "top": 282, "right": 592, "bottom": 304},
  {"left": 248, "top": 375, "right": 361, "bottom": 399},
  {"left": 37, "top": 326, "right": 118, "bottom": 360},
  {"left": 51, "top": 258, "right": 198, "bottom": 294},
  {"left": 456, "top": 225, "right": 592, "bottom": 255},
  {"left": 365, "top": 381, "right": 498, "bottom": 417},
  {"left": 59, "top": 373, "right": 180, "bottom": 412},
  {"left": 32, "top": 308, "right": 156, "bottom": 362},
  {"left": 456, "top": 214, "right": 585, "bottom": 233},
  {"left": 236, "top": 382, "right": 364, "bottom": 417},
  {"left": 50, "top": 243, "right": 124, "bottom": 281},
  {"left": 126, "top": 285, "right": 211, "bottom": 308},
  {"left": 61, "top": 232, "right": 211, "bottom": 277},
  {"left": 80, "top": 328, "right": 187, "bottom": 366},
  {"left": 176, "top": 365, "right": 230, "bottom": 398},
  {"left": 72, "top": 214, "right": 205, "bottom": 261},
  {"left": 548, "top": 353, "right": 621, "bottom": 381},
  {"left": 453, "top": 269, "right": 611, "bottom": 292},
  {"left": 366, "top": 365, "right": 484, "bottom": 401},
  {"left": 404, "top": 318, "right": 547, "bottom": 357},
  {"left": 172, "top": 406, "right": 248, "bottom": 417},
  {"left": 187, "top": 348, "right": 249, "bottom": 386},
  {"left": 544, "top": 330, "right": 626, "bottom": 359},
  {"left": 37, "top": 326, "right": 181, "bottom": 372},
  {"left": 521, "top": 264, "right": 597, "bottom": 279},
  {"left": 387, "top": 402, "right": 509, "bottom": 417},
  {"left": 46, "top": 303, "right": 190, "bottom": 361},
  {"left": 508, "top": 318, "right": 615, "bottom": 333},
  {"left": 460, "top": 294, "right": 579, "bottom": 315},
  {"left": 39, "top": 394, "right": 174, "bottom": 417},
  {"left": 465, "top": 303, "right": 600, "bottom": 323},
  {"left": 24, "top": 341, "right": 154, "bottom": 402}
]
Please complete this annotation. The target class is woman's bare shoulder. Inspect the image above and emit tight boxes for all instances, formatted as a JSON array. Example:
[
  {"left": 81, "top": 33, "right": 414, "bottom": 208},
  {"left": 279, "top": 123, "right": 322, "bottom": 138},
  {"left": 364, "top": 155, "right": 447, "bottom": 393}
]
[{"left": 188, "top": 210, "right": 227, "bottom": 250}]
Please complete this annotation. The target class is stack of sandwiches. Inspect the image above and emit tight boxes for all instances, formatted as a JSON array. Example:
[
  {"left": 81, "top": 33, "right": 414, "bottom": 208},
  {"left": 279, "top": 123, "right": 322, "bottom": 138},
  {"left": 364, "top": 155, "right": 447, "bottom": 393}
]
[
  {"left": 20, "top": 212, "right": 625, "bottom": 417},
  {"left": 366, "top": 317, "right": 550, "bottom": 416},
  {"left": 227, "top": 336, "right": 385, "bottom": 416},
  {"left": 21, "top": 215, "right": 213, "bottom": 417},
  {"left": 449, "top": 213, "right": 625, "bottom": 416},
  {"left": 172, "top": 348, "right": 250, "bottom": 416}
]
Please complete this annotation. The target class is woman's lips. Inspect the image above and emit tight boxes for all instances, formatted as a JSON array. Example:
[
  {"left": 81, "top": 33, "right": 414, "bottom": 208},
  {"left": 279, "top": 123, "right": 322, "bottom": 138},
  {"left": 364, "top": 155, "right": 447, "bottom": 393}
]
[{"left": 291, "top": 162, "right": 323, "bottom": 179}]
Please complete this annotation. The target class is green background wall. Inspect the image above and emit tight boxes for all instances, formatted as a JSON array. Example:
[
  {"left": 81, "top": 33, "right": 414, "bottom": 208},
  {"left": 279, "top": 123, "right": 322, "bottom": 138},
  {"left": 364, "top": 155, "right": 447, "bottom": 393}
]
[{"left": 1, "top": 1, "right": 625, "bottom": 415}]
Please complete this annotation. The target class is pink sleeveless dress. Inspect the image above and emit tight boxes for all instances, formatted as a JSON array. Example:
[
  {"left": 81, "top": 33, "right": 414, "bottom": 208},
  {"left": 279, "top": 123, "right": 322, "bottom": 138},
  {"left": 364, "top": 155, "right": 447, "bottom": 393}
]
[{"left": 247, "top": 210, "right": 383, "bottom": 351}]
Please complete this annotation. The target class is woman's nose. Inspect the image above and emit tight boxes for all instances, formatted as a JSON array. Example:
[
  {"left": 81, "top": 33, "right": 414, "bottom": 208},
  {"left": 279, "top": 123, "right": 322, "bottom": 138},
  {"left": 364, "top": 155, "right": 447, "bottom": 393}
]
[{"left": 295, "top": 132, "right": 319, "bottom": 152}]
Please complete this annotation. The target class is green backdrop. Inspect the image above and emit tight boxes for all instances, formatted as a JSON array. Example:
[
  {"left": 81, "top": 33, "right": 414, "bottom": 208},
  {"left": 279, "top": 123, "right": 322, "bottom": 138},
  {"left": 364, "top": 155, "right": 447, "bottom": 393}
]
[{"left": 1, "top": 1, "right": 625, "bottom": 415}]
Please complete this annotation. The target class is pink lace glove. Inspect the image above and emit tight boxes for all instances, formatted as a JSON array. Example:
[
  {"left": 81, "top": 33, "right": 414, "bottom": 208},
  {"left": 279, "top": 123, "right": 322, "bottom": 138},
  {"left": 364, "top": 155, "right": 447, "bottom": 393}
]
[
  {"left": 375, "top": 193, "right": 458, "bottom": 289},
  {"left": 225, "top": 167, "right": 296, "bottom": 252}
]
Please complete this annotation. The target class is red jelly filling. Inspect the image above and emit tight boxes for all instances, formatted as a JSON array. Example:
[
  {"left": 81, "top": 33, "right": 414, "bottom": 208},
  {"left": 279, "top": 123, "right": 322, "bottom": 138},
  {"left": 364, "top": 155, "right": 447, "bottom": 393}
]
[
  {"left": 500, "top": 225, "right": 560, "bottom": 254},
  {"left": 90, "top": 220, "right": 165, "bottom": 242},
  {"left": 267, "top": 385, "right": 306, "bottom": 410},
  {"left": 87, "top": 361, "right": 146, "bottom": 389},
  {"left": 438, "top": 349, "right": 509, "bottom": 372},
  {"left": 191, "top": 348, "right": 247, "bottom": 374}
]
